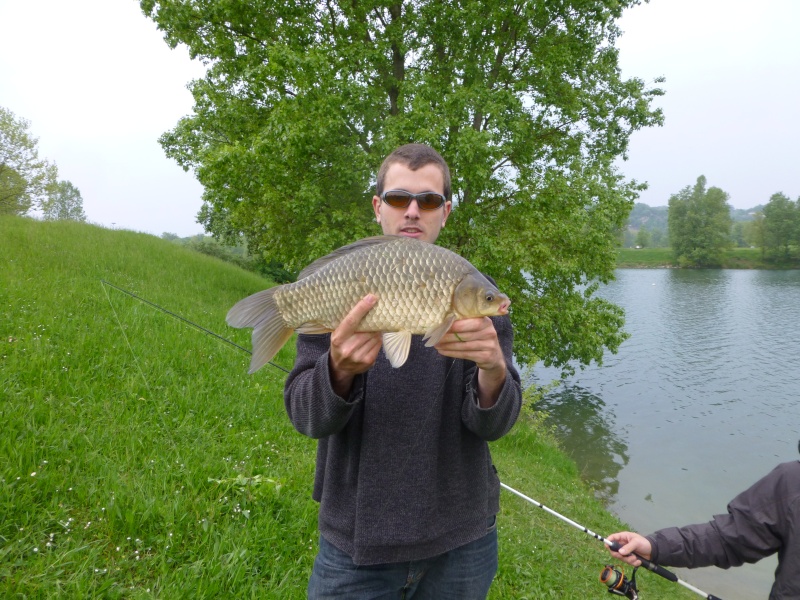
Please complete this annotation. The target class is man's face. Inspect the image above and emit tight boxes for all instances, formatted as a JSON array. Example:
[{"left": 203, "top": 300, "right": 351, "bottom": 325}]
[{"left": 372, "top": 162, "right": 452, "bottom": 244}]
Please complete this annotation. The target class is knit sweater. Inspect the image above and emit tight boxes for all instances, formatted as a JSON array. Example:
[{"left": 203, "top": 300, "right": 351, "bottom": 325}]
[
  {"left": 648, "top": 461, "right": 800, "bottom": 600},
  {"left": 283, "top": 313, "right": 522, "bottom": 566}
]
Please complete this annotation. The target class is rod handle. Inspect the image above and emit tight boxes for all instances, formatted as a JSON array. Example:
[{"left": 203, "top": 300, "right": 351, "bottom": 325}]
[{"left": 607, "top": 541, "right": 677, "bottom": 582}]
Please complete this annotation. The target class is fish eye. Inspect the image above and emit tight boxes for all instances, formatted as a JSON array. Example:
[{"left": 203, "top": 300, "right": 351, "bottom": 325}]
[{"left": 485, "top": 293, "right": 494, "bottom": 302}]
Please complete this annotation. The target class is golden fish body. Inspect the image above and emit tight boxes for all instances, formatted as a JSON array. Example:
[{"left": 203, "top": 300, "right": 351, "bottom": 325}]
[{"left": 227, "top": 235, "right": 510, "bottom": 373}]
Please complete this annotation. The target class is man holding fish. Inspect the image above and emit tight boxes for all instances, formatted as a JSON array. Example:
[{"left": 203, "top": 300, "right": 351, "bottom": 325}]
[{"left": 230, "top": 143, "right": 522, "bottom": 598}]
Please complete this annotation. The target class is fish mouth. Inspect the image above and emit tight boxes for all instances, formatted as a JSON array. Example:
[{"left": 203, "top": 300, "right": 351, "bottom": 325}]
[{"left": 498, "top": 299, "right": 511, "bottom": 315}]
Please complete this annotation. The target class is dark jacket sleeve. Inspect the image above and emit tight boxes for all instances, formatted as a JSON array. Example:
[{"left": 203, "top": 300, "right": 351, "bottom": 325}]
[
  {"left": 283, "top": 333, "right": 366, "bottom": 439},
  {"left": 648, "top": 462, "right": 800, "bottom": 569},
  {"left": 460, "top": 313, "right": 522, "bottom": 441}
]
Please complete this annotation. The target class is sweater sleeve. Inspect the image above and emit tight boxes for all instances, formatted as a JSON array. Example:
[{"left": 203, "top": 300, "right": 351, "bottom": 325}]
[
  {"left": 460, "top": 314, "right": 522, "bottom": 441},
  {"left": 648, "top": 462, "right": 795, "bottom": 569},
  {"left": 283, "top": 333, "right": 366, "bottom": 439}
]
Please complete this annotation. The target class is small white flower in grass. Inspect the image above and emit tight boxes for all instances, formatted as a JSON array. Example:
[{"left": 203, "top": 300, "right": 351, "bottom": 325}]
[{"left": 30, "top": 472, "right": 36, "bottom": 476}]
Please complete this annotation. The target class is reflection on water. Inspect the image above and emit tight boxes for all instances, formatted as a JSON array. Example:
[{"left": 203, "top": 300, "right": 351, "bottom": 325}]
[
  {"left": 535, "top": 385, "right": 628, "bottom": 504},
  {"left": 529, "top": 269, "right": 800, "bottom": 600}
]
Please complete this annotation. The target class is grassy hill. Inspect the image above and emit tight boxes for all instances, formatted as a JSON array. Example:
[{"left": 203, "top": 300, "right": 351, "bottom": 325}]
[{"left": 0, "top": 215, "right": 696, "bottom": 599}]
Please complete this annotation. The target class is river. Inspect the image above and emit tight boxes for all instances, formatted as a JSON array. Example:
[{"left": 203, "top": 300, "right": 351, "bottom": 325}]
[{"left": 529, "top": 269, "right": 800, "bottom": 600}]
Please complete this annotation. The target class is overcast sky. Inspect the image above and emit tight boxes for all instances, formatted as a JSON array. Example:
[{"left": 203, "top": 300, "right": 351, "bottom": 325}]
[{"left": 1, "top": 1, "right": 798, "bottom": 237}]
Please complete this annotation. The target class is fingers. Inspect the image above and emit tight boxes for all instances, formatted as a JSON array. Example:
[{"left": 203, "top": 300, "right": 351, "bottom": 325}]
[
  {"left": 434, "top": 317, "right": 505, "bottom": 372},
  {"left": 330, "top": 295, "right": 382, "bottom": 382},
  {"left": 334, "top": 294, "right": 377, "bottom": 339},
  {"left": 436, "top": 317, "right": 494, "bottom": 346},
  {"left": 606, "top": 532, "right": 650, "bottom": 567}
]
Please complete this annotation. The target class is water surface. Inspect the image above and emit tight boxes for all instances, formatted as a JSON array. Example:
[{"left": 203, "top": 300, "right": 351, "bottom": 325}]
[{"left": 530, "top": 269, "right": 800, "bottom": 599}]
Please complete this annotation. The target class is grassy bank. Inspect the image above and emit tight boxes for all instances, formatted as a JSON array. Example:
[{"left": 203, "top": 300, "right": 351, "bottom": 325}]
[
  {"left": 0, "top": 215, "right": 695, "bottom": 598},
  {"left": 617, "top": 246, "right": 800, "bottom": 269}
]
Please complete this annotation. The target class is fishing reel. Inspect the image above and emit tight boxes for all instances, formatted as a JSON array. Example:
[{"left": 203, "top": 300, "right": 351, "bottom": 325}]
[{"left": 600, "top": 565, "right": 639, "bottom": 600}]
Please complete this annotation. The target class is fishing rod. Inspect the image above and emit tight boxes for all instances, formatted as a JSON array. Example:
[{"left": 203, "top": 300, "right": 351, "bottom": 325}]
[
  {"left": 102, "top": 280, "right": 723, "bottom": 599},
  {"left": 100, "top": 279, "right": 289, "bottom": 373},
  {"left": 499, "top": 482, "right": 724, "bottom": 600}
]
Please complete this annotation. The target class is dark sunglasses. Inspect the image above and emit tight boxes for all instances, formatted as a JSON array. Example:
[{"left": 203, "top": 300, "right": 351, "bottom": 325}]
[{"left": 380, "top": 189, "right": 447, "bottom": 211}]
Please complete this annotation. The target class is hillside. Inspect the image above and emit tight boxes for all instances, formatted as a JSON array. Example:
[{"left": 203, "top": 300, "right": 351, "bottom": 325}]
[
  {"left": 624, "top": 203, "right": 764, "bottom": 248},
  {"left": 0, "top": 216, "right": 696, "bottom": 599}
]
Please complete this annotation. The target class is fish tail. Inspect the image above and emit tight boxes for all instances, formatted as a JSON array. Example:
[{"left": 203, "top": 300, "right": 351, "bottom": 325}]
[{"left": 226, "top": 287, "right": 293, "bottom": 374}]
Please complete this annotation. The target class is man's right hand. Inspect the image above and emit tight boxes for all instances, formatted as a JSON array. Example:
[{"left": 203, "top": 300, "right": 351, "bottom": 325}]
[
  {"left": 329, "top": 294, "right": 382, "bottom": 397},
  {"left": 606, "top": 532, "right": 653, "bottom": 567}
]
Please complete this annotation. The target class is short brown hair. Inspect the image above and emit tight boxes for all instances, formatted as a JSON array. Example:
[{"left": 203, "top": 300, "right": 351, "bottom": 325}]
[{"left": 376, "top": 143, "right": 451, "bottom": 200}]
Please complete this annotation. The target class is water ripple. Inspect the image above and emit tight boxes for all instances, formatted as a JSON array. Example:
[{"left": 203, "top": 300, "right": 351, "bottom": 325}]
[{"left": 529, "top": 269, "right": 800, "bottom": 600}]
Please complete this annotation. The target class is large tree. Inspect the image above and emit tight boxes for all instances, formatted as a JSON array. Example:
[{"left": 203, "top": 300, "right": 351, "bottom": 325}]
[
  {"left": 761, "top": 192, "right": 798, "bottom": 259},
  {"left": 141, "top": 0, "right": 664, "bottom": 370},
  {"left": 0, "top": 107, "right": 58, "bottom": 215},
  {"left": 668, "top": 176, "right": 733, "bottom": 267},
  {"left": 41, "top": 180, "right": 87, "bottom": 222}
]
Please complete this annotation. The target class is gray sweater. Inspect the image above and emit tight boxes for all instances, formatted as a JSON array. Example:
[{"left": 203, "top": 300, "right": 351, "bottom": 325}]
[
  {"left": 648, "top": 461, "right": 800, "bottom": 600},
  {"left": 283, "top": 313, "right": 522, "bottom": 565}
]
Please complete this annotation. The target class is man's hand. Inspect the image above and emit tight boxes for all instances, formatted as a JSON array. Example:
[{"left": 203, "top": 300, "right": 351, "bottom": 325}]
[
  {"left": 434, "top": 317, "right": 507, "bottom": 407},
  {"left": 606, "top": 532, "right": 653, "bottom": 567},
  {"left": 329, "top": 294, "right": 382, "bottom": 397}
]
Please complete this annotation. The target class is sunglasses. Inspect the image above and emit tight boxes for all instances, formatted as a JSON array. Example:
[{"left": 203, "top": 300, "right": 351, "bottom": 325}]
[{"left": 380, "top": 189, "right": 447, "bottom": 211}]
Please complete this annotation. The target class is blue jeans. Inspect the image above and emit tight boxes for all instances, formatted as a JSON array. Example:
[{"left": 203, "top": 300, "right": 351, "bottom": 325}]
[{"left": 307, "top": 518, "right": 498, "bottom": 600}]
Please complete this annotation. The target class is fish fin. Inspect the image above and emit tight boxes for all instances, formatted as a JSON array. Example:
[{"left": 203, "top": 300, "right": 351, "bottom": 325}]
[
  {"left": 226, "top": 287, "right": 293, "bottom": 373},
  {"left": 423, "top": 314, "right": 457, "bottom": 347},
  {"left": 296, "top": 323, "right": 333, "bottom": 335},
  {"left": 249, "top": 319, "right": 294, "bottom": 374},
  {"left": 227, "top": 287, "right": 280, "bottom": 328},
  {"left": 297, "top": 235, "right": 405, "bottom": 280},
  {"left": 382, "top": 331, "right": 413, "bottom": 368}
]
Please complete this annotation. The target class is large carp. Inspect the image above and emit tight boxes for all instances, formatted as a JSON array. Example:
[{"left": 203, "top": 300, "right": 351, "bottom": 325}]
[{"left": 227, "top": 235, "right": 510, "bottom": 373}]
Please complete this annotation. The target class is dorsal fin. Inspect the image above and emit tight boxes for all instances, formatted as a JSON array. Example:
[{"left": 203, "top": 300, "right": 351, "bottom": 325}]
[{"left": 297, "top": 235, "right": 405, "bottom": 280}]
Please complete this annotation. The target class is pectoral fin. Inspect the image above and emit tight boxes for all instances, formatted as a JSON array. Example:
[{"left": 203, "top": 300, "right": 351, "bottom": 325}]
[
  {"left": 382, "top": 331, "right": 413, "bottom": 368},
  {"left": 423, "top": 314, "right": 457, "bottom": 347}
]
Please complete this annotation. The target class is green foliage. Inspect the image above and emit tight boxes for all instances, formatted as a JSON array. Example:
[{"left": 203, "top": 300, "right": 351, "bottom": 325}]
[
  {"left": 626, "top": 203, "right": 669, "bottom": 247},
  {"left": 164, "top": 233, "right": 297, "bottom": 283},
  {"left": 141, "top": 0, "right": 666, "bottom": 372},
  {"left": 634, "top": 226, "right": 651, "bottom": 248},
  {"left": 41, "top": 180, "right": 87, "bottom": 222},
  {"left": 668, "top": 176, "right": 733, "bottom": 267},
  {"left": 0, "top": 106, "right": 58, "bottom": 215},
  {"left": 0, "top": 215, "right": 697, "bottom": 598},
  {"left": 761, "top": 192, "right": 799, "bottom": 259}
]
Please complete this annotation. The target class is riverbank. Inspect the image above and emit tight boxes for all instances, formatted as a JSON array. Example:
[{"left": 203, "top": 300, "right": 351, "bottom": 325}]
[
  {"left": 0, "top": 216, "right": 696, "bottom": 599},
  {"left": 616, "top": 247, "right": 800, "bottom": 269}
]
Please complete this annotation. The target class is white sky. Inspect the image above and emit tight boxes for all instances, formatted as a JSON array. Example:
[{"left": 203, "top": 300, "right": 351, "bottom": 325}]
[{"left": 0, "top": 0, "right": 798, "bottom": 237}]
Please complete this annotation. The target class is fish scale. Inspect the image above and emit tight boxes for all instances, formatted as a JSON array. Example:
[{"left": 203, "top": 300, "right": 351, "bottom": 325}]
[{"left": 227, "top": 235, "right": 510, "bottom": 372}]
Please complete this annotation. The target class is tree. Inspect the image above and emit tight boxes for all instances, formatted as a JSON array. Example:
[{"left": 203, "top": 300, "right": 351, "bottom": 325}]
[
  {"left": 668, "top": 176, "right": 733, "bottom": 267},
  {"left": 634, "top": 227, "right": 651, "bottom": 248},
  {"left": 0, "top": 107, "right": 58, "bottom": 215},
  {"left": 41, "top": 180, "right": 87, "bottom": 222},
  {"left": 141, "top": 0, "right": 665, "bottom": 370},
  {"left": 761, "top": 193, "right": 798, "bottom": 259}
]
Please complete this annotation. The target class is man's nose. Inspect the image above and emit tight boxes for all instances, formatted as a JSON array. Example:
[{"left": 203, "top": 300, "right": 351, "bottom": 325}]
[{"left": 404, "top": 199, "right": 421, "bottom": 218}]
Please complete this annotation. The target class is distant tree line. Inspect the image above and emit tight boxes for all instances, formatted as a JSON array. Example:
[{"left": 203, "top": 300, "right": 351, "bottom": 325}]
[
  {"left": 1, "top": 106, "right": 86, "bottom": 222},
  {"left": 623, "top": 175, "right": 798, "bottom": 267},
  {"left": 162, "top": 233, "right": 296, "bottom": 283}
]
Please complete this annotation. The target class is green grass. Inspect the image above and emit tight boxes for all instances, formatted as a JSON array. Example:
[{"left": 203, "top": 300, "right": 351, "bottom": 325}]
[
  {"left": 0, "top": 215, "right": 696, "bottom": 598},
  {"left": 616, "top": 247, "right": 676, "bottom": 268},
  {"left": 617, "top": 246, "right": 800, "bottom": 269}
]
